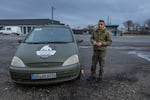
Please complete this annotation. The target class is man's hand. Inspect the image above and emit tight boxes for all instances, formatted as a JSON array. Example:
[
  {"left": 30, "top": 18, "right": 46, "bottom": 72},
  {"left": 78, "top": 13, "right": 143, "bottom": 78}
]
[
  {"left": 93, "top": 41, "right": 102, "bottom": 47},
  {"left": 93, "top": 41, "right": 97, "bottom": 45},
  {"left": 97, "top": 42, "right": 102, "bottom": 47}
]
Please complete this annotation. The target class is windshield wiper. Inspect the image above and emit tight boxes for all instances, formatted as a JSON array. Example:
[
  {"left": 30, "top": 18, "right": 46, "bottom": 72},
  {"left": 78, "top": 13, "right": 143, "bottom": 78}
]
[
  {"left": 25, "top": 41, "right": 72, "bottom": 44},
  {"left": 50, "top": 41, "right": 72, "bottom": 43},
  {"left": 25, "top": 42, "right": 38, "bottom": 44}
]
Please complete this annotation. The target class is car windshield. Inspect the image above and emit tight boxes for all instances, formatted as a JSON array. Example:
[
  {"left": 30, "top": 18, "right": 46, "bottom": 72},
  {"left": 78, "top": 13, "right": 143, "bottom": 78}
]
[{"left": 24, "top": 27, "right": 74, "bottom": 43}]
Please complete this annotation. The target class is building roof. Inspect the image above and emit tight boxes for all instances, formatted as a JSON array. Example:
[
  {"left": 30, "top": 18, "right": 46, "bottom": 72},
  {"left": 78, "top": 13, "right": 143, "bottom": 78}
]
[
  {"left": 106, "top": 25, "right": 119, "bottom": 28},
  {"left": 0, "top": 19, "right": 63, "bottom": 26}
]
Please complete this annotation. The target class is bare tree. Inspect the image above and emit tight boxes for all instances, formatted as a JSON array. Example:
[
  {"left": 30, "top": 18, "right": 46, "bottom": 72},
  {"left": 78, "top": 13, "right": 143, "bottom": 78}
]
[
  {"left": 133, "top": 22, "right": 140, "bottom": 31},
  {"left": 123, "top": 20, "right": 133, "bottom": 33},
  {"left": 144, "top": 18, "right": 150, "bottom": 28}
]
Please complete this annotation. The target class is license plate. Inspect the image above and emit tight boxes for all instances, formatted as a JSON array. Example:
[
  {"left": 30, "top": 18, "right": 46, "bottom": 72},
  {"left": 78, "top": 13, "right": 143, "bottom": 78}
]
[{"left": 31, "top": 73, "right": 56, "bottom": 80}]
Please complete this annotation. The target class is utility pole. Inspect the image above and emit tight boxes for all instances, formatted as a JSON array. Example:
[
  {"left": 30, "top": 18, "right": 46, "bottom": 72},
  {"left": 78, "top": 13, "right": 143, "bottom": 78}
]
[{"left": 51, "top": 6, "right": 55, "bottom": 24}]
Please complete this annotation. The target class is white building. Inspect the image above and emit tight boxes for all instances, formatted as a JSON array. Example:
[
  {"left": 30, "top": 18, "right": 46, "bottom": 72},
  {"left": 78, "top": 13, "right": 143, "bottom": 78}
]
[{"left": 0, "top": 19, "right": 64, "bottom": 35}]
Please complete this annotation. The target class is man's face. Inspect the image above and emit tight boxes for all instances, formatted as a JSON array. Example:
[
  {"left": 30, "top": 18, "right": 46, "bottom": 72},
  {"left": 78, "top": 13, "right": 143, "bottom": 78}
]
[{"left": 98, "top": 22, "right": 105, "bottom": 30}]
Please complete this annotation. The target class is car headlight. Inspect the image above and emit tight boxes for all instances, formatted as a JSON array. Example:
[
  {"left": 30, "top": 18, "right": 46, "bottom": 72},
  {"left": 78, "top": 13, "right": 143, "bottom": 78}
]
[
  {"left": 11, "top": 56, "right": 26, "bottom": 67},
  {"left": 62, "top": 54, "right": 79, "bottom": 66}
]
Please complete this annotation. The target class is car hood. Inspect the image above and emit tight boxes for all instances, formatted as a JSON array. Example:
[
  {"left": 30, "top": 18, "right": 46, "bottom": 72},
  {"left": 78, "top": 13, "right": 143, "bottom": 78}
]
[{"left": 15, "top": 43, "right": 79, "bottom": 64}]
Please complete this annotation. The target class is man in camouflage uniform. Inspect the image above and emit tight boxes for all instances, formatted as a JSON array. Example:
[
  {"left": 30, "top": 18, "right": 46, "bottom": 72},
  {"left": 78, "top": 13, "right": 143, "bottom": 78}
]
[{"left": 87, "top": 20, "right": 112, "bottom": 82}]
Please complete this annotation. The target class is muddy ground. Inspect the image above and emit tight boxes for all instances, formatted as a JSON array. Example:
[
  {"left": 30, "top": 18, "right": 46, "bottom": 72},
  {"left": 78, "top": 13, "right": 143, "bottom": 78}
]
[{"left": 0, "top": 35, "right": 150, "bottom": 100}]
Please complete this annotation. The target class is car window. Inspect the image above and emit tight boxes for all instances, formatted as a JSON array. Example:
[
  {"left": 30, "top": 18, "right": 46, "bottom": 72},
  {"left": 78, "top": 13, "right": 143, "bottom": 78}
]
[{"left": 24, "top": 27, "right": 74, "bottom": 43}]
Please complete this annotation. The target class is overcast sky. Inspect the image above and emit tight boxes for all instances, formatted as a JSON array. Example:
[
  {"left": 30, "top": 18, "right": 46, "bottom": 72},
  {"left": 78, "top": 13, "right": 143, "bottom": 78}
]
[{"left": 0, "top": 0, "right": 150, "bottom": 28}]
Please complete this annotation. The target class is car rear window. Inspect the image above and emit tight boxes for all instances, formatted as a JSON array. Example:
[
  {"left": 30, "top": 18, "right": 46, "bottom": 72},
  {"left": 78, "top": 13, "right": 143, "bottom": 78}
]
[{"left": 24, "top": 27, "right": 74, "bottom": 43}]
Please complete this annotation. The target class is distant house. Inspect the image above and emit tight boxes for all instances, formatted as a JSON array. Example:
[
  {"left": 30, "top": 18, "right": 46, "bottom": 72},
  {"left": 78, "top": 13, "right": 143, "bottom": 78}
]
[
  {"left": 0, "top": 19, "right": 64, "bottom": 34},
  {"left": 106, "top": 25, "right": 119, "bottom": 36},
  {"left": 72, "top": 29, "right": 93, "bottom": 34},
  {"left": 73, "top": 25, "right": 119, "bottom": 36},
  {"left": 72, "top": 29, "right": 84, "bottom": 34}
]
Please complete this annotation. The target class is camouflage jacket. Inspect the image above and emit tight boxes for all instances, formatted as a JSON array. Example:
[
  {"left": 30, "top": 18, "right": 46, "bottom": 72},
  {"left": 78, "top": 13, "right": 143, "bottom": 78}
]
[{"left": 90, "top": 27, "right": 112, "bottom": 51}]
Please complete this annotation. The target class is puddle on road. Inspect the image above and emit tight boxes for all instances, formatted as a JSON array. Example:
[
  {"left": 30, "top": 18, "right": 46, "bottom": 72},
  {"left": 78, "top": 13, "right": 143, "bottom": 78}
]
[
  {"left": 128, "top": 51, "right": 150, "bottom": 61},
  {"left": 79, "top": 46, "right": 150, "bottom": 62},
  {"left": 109, "top": 46, "right": 143, "bottom": 50},
  {"left": 109, "top": 46, "right": 150, "bottom": 62}
]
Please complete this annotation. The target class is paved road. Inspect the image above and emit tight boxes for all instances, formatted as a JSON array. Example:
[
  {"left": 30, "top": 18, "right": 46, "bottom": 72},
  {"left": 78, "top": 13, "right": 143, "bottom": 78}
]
[{"left": 0, "top": 34, "right": 150, "bottom": 100}]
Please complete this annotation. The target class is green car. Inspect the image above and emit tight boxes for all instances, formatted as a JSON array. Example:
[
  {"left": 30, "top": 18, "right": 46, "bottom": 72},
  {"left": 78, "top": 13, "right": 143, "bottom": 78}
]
[{"left": 9, "top": 25, "right": 81, "bottom": 84}]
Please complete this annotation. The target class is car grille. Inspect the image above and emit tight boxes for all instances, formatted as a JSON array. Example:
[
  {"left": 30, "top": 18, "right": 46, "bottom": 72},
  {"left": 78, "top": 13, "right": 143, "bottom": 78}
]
[
  {"left": 10, "top": 69, "right": 79, "bottom": 83},
  {"left": 26, "top": 62, "right": 63, "bottom": 68}
]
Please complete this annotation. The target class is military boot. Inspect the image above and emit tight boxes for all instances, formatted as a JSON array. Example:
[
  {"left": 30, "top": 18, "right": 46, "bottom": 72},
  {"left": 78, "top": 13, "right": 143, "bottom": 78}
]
[
  {"left": 96, "top": 72, "right": 103, "bottom": 82},
  {"left": 87, "top": 73, "right": 96, "bottom": 81}
]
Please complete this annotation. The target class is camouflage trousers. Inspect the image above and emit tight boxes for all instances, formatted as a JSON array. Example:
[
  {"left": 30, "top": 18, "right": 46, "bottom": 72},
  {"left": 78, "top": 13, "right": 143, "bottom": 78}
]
[{"left": 91, "top": 50, "right": 106, "bottom": 77}]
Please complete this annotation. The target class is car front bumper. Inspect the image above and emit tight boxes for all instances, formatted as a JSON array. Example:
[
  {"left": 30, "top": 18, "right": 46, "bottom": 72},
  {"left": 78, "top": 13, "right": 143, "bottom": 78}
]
[{"left": 9, "top": 63, "right": 80, "bottom": 84}]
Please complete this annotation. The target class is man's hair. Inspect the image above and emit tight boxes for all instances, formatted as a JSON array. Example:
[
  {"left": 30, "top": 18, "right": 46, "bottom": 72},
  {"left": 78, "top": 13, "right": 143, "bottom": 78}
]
[{"left": 99, "top": 20, "right": 105, "bottom": 24}]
